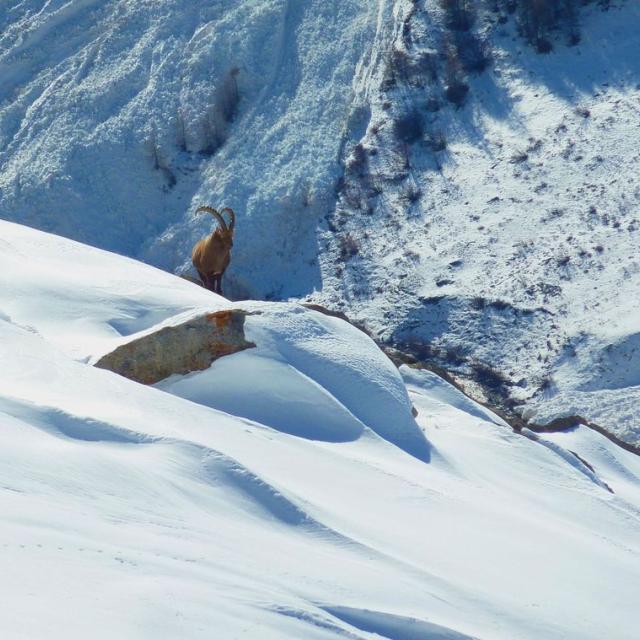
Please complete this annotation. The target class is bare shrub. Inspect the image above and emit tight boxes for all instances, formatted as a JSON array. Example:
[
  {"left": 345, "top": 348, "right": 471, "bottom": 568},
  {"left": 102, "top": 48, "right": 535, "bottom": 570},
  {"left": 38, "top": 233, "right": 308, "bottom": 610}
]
[
  {"left": 176, "top": 108, "right": 188, "bottom": 151},
  {"left": 199, "top": 67, "right": 240, "bottom": 156},
  {"left": 218, "top": 67, "right": 240, "bottom": 122},
  {"left": 425, "top": 97, "right": 441, "bottom": 112},
  {"left": 454, "top": 32, "right": 491, "bottom": 73},
  {"left": 390, "top": 47, "right": 412, "bottom": 81},
  {"left": 338, "top": 233, "right": 360, "bottom": 260},
  {"left": 400, "top": 183, "right": 423, "bottom": 205},
  {"left": 517, "top": 0, "right": 584, "bottom": 52},
  {"left": 346, "top": 143, "right": 368, "bottom": 175},
  {"left": 415, "top": 51, "right": 438, "bottom": 81},
  {"left": 439, "top": 0, "right": 475, "bottom": 31},
  {"left": 146, "top": 126, "right": 177, "bottom": 190},
  {"left": 445, "top": 81, "right": 469, "bottom": 106},
  {"left": 426, "top": 131, "right": 447, "bottom": 152},
  {"left": 443, "top": 45, "right": 469, "bottom": 107},
  {"left": 575, "top": 106, "right": 591, "bottom": 118}
]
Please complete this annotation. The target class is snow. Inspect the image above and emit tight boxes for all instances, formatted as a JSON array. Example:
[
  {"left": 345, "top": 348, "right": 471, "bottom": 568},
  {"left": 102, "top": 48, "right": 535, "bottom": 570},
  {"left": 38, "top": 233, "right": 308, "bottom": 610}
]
[
  {"left": 0, "top": 0, "right": 377, "bottom": 296},
  {"left": 1, "top": 220, "right": 639, "bottom": 639}
]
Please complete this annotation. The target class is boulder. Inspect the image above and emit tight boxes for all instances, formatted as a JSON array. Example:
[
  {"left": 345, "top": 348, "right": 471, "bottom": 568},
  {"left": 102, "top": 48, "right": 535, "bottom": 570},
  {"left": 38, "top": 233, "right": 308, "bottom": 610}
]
[{"left": 95, "top": 310, "right": 255, "bottom": 384}]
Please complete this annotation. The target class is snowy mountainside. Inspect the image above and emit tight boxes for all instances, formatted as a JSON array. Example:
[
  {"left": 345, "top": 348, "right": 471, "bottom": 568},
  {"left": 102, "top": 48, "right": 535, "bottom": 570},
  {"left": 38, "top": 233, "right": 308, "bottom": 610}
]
[
  {"left": 312, "top": 0, "right": 640, "bottom": 447},
  {"left": 1, "top": 220, "right": 640, "bottom": 639},
  {"left": 1, "top": 0, "right": 639, "bottom": 447},
  {"left": 0, "top": 0, "right": 376, "bottom": 295}
]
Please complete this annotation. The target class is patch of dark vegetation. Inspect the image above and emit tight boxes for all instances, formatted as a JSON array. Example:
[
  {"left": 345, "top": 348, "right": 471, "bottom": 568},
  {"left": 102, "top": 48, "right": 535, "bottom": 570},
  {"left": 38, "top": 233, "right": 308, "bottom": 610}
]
[
  {"left": 443, "top": 43, "right": 470, "bottom": 107},
  {"left": 487, "top": 299, "right": 510, "bottom": 311},
  {"left": 470, "top": 297, "right": 536, "bottom": 315},
  {"left": 400, "top": 183, "right": 423, "bottom": 205},
  {"left": 439, "top": 0, "right": 476, "bottom": 32},
  {"left": 393, "top": 111, "right": 424, "bottom": 144},
  {"left": 515, "top": 0, "right": 596, "bottom": 53},
  {"left": 199, "top": 67, "right": 241, "bottom": 156},
  {"left": 425, "top": 97, "right": 441, "bottom": 112},
  {"left": 338, "top": 233, "right": 360, "bottom": 261},
  {"left": 444, "top": 79, "right": 469, "bottom": 107},
  {"left": 471, "top": 361, "right": 512, "bottom": 391},
  {"left": 414, "top": 51, "right": 439, "bottom": 81},
  {"left": 453, "top": 31, "right": 491, "bottom": 74},
  {"left": 510, "top": 151, "right": 529, "bottom": 164},
  {"left": 345, "top": 143, "right": 368, "bottom": 175},
  {"left": 426, "top": 131, "right": 447, "bottom": 152},
  {"left": 576, "top": 106, "right": 591, "bottom": 119},
  {"left": 534, "top": 282, "right": 562, "bottom": 298},
  {"left": 147, "top": 130, "right": 178, "bottom": 191},
  {"left": 418, "top": 295, "right": 446, "bottom": 306}
]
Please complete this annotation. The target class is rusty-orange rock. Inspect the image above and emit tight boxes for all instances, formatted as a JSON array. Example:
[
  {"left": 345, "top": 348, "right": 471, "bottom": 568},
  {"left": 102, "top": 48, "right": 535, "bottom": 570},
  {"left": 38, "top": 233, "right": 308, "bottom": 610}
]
[{"left": 95, "top": 310, "right": 255, "bottom": 385}]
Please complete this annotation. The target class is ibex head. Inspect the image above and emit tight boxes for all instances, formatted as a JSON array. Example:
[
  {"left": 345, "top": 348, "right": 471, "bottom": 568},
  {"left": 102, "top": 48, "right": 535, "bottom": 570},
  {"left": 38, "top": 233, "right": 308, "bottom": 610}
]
[{"left": 196, "top": 205, "right": 235, "bottom": 246}]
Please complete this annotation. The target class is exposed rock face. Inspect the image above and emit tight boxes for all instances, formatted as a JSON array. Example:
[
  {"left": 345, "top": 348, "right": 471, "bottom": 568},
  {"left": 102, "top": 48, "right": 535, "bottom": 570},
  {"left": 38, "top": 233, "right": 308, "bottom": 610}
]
[{"left": 95, "top": 310, "right": 255, "bottom": 384}]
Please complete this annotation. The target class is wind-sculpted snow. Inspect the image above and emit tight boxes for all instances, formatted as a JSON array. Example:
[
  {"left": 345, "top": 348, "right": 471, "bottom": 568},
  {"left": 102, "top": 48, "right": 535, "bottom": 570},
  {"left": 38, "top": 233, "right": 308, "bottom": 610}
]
[
  {"left": 320, "top": 606, "right": 479, "bottom": 640},
  {"left": 0, "top": 220, "right": 225, "bottom": 359},
  {"left": 0, "top": 220, "right": 427, "bottom": 458},
  {"left": 0, "top": 222, "right": 639, "bottom": 639},
  {"left": 158, "top": 349, "right": 367, "bottom": 443},
  {"left": 159, "top": 303, "right": 429, "bottom": 459}
]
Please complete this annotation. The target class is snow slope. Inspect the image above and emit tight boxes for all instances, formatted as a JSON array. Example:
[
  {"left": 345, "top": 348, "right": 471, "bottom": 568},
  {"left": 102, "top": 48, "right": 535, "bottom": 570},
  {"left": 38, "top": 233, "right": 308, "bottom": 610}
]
[
  {"left": 1, "top": 1, "right": 639, "bottom": 444},
  {"left": 1, "top": 221, "right": 639, "bottom": 639}
]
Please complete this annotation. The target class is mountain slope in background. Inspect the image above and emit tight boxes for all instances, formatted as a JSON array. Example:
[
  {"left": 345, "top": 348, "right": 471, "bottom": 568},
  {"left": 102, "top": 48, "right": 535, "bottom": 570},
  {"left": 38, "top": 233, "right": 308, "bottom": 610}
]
[
  {"left": 0, "top": 0, "right": 374, "bottom": 294},
  {"left": 1, "top": 220, "right": 640, "bottom": 639},
  {"left": 1, "top": 0, "right": 639, "bottom": 445},
  {"left": 315, "top": 0, "right": 640, "bottom": 448}
]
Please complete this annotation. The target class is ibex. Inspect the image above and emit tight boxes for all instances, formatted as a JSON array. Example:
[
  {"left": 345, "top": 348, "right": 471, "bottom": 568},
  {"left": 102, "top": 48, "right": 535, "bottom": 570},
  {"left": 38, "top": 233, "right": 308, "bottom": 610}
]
[{"left": 192, "top": 205, "right": 235, "bottom": 296}]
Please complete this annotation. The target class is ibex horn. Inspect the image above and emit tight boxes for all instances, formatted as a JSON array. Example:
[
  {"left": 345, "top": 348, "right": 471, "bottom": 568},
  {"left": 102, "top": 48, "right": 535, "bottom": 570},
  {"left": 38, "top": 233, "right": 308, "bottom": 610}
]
[
  {"left": 220, "top": 207, "right": 235, "bottom": 231},
  {"left": 196, "top": 205, "right": 227, "bottom": 231}
]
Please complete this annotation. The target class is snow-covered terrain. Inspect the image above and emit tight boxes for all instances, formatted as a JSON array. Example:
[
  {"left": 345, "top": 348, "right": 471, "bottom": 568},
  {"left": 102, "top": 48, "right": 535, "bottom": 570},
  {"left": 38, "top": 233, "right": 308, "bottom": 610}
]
[
  {"left": 1, "top": 3, "right": 639, "bottom": 445},
  {"left": 1, "top": 220, "right": 640, "bottom": 639},
  {"left": 314, "top": 0, "right": 640, "bottom": 449}
]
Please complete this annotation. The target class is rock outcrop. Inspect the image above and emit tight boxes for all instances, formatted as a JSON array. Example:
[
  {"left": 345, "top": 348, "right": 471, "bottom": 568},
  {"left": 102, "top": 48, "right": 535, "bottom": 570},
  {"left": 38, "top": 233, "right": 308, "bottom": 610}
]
[{"left": 95, "top": 310, "right": 255, "bottom": 384}]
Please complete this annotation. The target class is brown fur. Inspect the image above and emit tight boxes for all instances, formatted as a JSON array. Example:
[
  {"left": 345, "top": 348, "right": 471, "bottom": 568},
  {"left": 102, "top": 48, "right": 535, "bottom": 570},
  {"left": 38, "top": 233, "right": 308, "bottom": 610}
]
[{"left": 192, "top": 206, "right": 235, "bottom": 296}]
